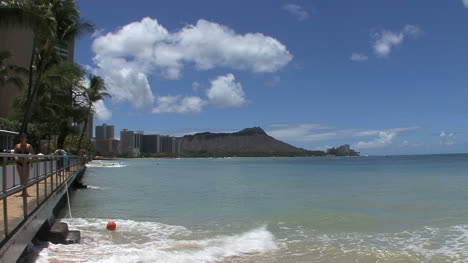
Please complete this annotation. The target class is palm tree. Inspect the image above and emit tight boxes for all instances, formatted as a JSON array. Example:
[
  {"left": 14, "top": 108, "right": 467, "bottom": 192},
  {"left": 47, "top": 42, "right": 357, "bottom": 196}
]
[
  {"left": 0, "top": 0, "right": 93, "bottom": 134},
  {"left": 77, "top": 75, "right": 110, "bottom": 152},
  {"left": 0, "top": 50, "right": 27, "bottom": 88},
  {"left": 40, "top": 61, "right": 88, "bottom": 149}
]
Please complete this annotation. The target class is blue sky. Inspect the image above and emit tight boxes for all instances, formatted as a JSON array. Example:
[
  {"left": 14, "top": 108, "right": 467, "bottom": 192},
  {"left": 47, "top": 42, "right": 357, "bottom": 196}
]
[{"left": 75, "top": 0, "right": 468, "bottom": 155}]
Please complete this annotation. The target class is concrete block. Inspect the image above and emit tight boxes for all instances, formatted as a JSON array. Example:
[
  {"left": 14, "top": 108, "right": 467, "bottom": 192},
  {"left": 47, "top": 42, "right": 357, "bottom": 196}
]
[
  {"left": 64, "top": 230, "right": 81, "bottom": 244},
  {"left": 47, "top": 222, "right": 68, "bottom": 244}
]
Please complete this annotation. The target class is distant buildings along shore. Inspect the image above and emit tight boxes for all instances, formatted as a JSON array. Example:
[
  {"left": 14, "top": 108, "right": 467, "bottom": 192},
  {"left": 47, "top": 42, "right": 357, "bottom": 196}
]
[{"left": 94, "top": 124, "right": 181, "bottom": 157}]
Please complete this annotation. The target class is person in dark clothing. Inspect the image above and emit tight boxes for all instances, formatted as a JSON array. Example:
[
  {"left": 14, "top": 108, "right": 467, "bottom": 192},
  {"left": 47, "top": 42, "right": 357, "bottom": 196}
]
[{"left": 14, "top": 134, "right": 34, "bottom": 197}]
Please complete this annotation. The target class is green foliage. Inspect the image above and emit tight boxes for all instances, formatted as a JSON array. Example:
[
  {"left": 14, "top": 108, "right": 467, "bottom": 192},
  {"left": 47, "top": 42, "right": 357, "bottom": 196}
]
[
  {"left": 76, "top": 74, "right": 110, "bottom": 152},
  {"left": 9, "top": 62, "right": 88, "bottom": 140},
  {"left": 48, "top": 135, "right": 93, "bottom": 154},
  {"left": 0, "top": 1, "right": 102, "bottom": 154},
  {"left": 0, "top": 117, "right": 41, "bottom": 148},
  {"left": 0, "top": 49, "right": 27, "bottom": 88},
  {"left": 0, "top": 0, "right": 94, "bottom": 135}
]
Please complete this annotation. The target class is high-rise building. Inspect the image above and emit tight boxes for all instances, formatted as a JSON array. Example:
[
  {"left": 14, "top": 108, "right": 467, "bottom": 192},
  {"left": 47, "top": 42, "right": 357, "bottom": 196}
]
[
  {"left": 120, "top": 129, "right": 135, "bottom": 157},
  {"left": 0, "top": 24, "right": 75, "bottom": 118},
  {"left": 95, "top": 124, "right": 116, "bottom": 153},
  {"left": 96, "top": 138, "right": 120, "bottom": 154},
  {"left": 134, "top": 131, "right": 144, "bottom": 156},
  {"left": 142, "top": 135, "right": 161, "bottom": 153},
  {"left": 96, "top": 124, "right": 114, "bottom": 141},
  {"left": 141, "top": 134, "right": 181, "bottom": 154},
  {"left": 0, "top": 26, "right": 33, "bottom": 118}
]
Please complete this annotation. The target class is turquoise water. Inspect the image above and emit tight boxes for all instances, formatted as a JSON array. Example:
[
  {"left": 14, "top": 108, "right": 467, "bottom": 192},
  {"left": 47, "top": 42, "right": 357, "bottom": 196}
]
[{"left": 37, "top": 155, "right": 468, "bottom": 262}]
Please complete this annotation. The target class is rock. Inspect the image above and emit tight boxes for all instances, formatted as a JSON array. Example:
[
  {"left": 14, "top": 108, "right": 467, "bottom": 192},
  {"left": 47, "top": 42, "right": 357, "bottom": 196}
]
[
  {"left": 47, "top": 222, "right": 69, "bottom": 244},
  {"left": 64, "top": 230, "right": 81, "bottom": 244},
  {"left": 74, "top": 181, "right": 88, "bottom": 189}
]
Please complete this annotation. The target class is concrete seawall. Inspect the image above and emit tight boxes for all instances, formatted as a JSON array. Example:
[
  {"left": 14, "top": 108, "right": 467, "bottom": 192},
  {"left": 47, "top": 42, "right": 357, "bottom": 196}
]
[{"left": 0, "top": 166, "right": 86, "bottom": 262}]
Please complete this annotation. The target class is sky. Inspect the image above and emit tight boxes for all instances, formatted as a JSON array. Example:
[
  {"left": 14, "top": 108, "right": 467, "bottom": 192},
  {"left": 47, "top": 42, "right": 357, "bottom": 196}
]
[{"left": 75, "top": 0, "right": 468, "bottom": 155}]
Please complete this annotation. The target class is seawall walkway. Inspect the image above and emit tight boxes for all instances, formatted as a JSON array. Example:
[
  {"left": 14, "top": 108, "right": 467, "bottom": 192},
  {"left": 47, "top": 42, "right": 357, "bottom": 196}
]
[{"left": 0, "top": 153, "right": 87, "bottom": 262}]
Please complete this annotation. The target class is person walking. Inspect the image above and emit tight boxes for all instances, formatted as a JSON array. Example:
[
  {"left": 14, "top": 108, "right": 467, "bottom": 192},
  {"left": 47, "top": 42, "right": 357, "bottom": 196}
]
[{"left": 14, "top": 133, "right": 34, "bottom": 197}]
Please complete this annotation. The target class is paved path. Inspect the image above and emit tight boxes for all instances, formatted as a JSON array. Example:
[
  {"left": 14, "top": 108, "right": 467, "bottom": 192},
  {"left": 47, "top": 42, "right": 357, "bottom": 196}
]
[{"left": 0, "top": 168, "right": 76, "bottom": 241}]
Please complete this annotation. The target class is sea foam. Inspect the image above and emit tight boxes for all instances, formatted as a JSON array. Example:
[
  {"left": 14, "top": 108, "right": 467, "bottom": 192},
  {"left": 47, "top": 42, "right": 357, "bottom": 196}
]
[
  {"left": 282, "top": 223, "right": 468, "bottom": 263},
  {"left": 86, "top": 161, "right": 127, "bottom": 168},
  {"left": 35, "top": 218, "right": 277, "bottom": 263}
]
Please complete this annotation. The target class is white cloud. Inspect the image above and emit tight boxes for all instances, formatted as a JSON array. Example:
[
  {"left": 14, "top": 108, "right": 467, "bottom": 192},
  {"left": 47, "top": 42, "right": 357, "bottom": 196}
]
[
  {"left": 440, "top": 131, "right": 455, "bottom": 146},
  {"left": 350, "top": 53, "right": 368, "bottom": 62},
  {"left": 152, "top": 95, "right": 206, "bottom": 114},
  {"left": 372, "top": 25, "right": 422, "bottom": 57},
  {"left": 192, "top": 81, "right": 201, "bottom": 91},
  {"left": 354, "top": 127, "right": 418, "bottom": 149},
  {"left": 268, "top": 123, "right": 336, "bottom": 142},
  {"left": 93, "top": 100, "right": 112, "bottom": 121},
  {"left": 266, "top": 123, "right": 418, "bottom": 150},
  {"left": 206, "top": 74, "right": 246, "bottom": 108},
  {"left": 463, "top": 0, "right": 468, "bottom": 7},
  {"left": 91, "top": 17, "right": 292, "bottom": 113},
  {"left": 93, "top": 57, "right": 154, "bottom": 108},
  {"left": 283, "top": 4, "right": 309, "bottom": 21}
]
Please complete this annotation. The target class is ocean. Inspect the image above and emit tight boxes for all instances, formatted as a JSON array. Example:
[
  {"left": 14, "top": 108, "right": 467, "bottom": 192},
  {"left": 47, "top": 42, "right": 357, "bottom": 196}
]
[{"left": 32, "top": 155, "right": 468, "bottom": 262}]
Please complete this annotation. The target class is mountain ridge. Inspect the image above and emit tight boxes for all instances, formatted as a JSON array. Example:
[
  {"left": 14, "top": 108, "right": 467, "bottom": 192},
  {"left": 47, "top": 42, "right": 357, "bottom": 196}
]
[{"left": 180, "top": 127, "right": 305, "bottom": 153}]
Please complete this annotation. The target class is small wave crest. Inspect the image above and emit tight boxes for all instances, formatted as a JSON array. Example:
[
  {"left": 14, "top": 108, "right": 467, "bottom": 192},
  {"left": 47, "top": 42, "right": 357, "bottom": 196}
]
[
  {"left": 85, "top": 185, "right": 104, "bottom": 190},
  {"left": 35, "top": 218, "right": 277, "bottom": 263},
  {"left": 86, "top": 161, "right": 127, "bottom": 168},
  {"left": 283, "top": 224, "right": 468, "bottom": 262}
]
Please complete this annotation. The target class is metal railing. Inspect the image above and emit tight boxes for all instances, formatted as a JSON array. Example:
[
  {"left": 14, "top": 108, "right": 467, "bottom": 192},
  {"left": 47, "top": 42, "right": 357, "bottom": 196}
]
[{"left": 0, "top": 153, "right": 86, "bottom": 245}]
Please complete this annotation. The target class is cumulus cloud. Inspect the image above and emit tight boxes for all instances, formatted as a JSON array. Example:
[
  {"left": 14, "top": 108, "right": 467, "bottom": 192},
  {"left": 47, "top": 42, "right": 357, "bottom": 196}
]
[
  {"left": 91, "top": 17, "right": 292, "bottom": 112},
  {"left": 440, "top": 131, "right": 455, "bottom": 146},
  {"left": 206, "top": 74, "right": 246, "bottom": 108},
  {"left": 372, "top": 25, "right": 422, "bottom": 57},
  {"left": 463, "top": 0, "right": 468, "bottom": 7},
  {"left": 152, "top": 95, "right": 206, "bottom": 114},
  {"left": 354, "top": 127, "right": 418, "bottom": 149},
  {"left": 350, "top": 53, "right": 368, "bottom": 62},
  {"left": 283, "top": 4, "right": 309, "bottom": 21},
  {"left": 93, "top": 57, "right": 154, "bottom": 108},
  {"left": 93, "top": 100, "right": 112, "bottom": 121}
]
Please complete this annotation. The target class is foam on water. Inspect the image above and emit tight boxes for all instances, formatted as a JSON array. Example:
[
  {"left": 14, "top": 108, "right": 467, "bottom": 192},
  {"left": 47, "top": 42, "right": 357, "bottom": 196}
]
[
  {"left": 282, "top": 223, "right": 468, "bottom": 262},
  {"left": 85, "top": 185, "right": 104, "bottom": 190},
  {"left": 35, "top": 218, "right": 278, "bottom": 263},
  {"left": 86, "top": 161, "right": 127, "bottom": 168}
]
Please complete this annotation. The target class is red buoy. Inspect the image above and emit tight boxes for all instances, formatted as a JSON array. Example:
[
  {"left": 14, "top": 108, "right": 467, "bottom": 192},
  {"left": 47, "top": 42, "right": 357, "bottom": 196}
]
[{"left": 107, "top": 221, "right": 116, "bottom": 231}]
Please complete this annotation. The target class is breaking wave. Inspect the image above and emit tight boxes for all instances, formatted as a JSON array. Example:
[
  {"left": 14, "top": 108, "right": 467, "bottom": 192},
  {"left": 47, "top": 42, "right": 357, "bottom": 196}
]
[
  {"left": 86, "top": 161, "right": 127, "bottom": 168},
  {"left": 35, "top": 218, "right": 278, "bottom": 263},
  {"left": 281, "top": 224, "right": 468, "bottom": 263}
]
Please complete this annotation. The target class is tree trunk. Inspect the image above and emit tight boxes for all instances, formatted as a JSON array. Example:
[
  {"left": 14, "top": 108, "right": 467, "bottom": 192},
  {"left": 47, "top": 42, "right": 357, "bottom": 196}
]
[
  {"left": 57, "top": 121, "right": 68, "bottom": 150},
  {"left": 19, "top": 36, "right": 36, "bottom": 135},
  {"left": 26, "top": 36, "right": 36, "bottom": 99},
  {"left": 76, "top": 106, "right": 91, "bottom": 152},
  {"left": 20, "top": 41, "right": 49, "bottom": 135}
]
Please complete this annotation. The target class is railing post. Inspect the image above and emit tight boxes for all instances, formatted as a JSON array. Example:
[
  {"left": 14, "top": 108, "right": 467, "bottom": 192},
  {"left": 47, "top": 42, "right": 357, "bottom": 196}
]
[
  {"left": 22, "top": 163, "right": 27, "bottom": 219},
  {"left": 3, "top": 156, "right": 8, "bottom": 237},
  {"left": 36, "top": 161, "right": 39, "bottom": 207},
  {"left": 12, "top": 163, "right": 15, "bottom": 187},
  {"left": 44, "top": 159, "right": 47, "bottom": 197}
]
